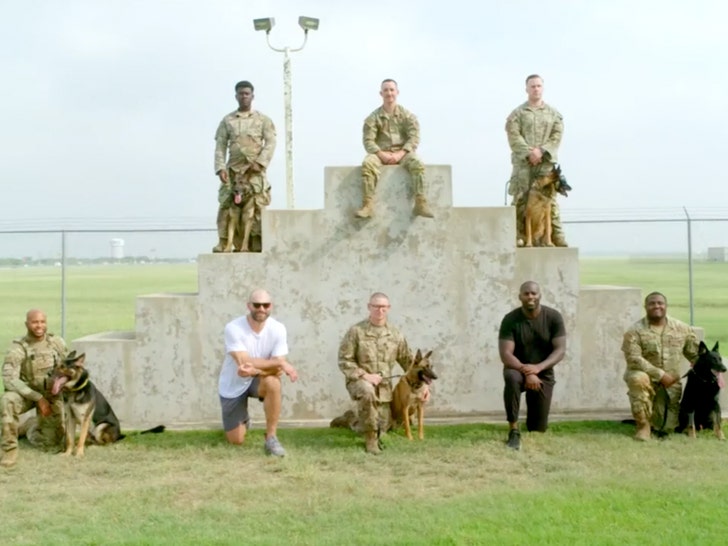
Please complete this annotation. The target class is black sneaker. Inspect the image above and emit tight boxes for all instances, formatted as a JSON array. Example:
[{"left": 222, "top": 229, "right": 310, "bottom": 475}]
[{"left": 506, "top": 429, "right": 521, "bottom": 450}]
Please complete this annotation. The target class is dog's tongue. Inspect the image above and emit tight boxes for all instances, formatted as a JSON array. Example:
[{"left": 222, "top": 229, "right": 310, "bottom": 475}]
[
  {"left": 51, "top": 375, "right": 68, "bottom": 395},
  {"left": 234, "top": 194, "right": 242, "bottom": 205},
  {"left": 717, "top": 372, "right": 726, "bottom": 389}
]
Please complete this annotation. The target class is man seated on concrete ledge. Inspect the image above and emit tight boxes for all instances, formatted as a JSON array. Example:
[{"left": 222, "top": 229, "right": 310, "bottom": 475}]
[
  {"left": 218, "top": 289, "right": 298, "bottom": 457},
  {"left": 622, "top": 291, "right": 699, "bottom": 441}
]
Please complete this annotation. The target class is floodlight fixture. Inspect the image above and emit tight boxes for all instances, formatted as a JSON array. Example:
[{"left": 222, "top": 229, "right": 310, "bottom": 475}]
[
  {"left": 298, "top": 16, "right": 319, "bottom": 32},
  {"left": 253, "top": 17, "right": 275, "bottom": 33}
]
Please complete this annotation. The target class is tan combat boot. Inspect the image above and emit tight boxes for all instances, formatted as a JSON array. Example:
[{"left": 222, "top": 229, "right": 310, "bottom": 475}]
[
  {"left": 212, "top": 238, "right": 228, "bottom": 253},
  {"left": 355, "top": 197, "right": 375, "bottom": 219},
  {"left": 634, "top": 411, "right": 651, "bottom": 441},
  {"left": 364, "top": 431, "right": 381, "bottom": 455},
  {"left": 1, "top": 422, "right": 19, "bottom": 468},
  {"left": 413, "top": 194, "right": 434, "bottom": 218}
]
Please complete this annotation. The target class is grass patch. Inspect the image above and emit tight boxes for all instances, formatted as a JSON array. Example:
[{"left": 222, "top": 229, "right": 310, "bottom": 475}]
[{"left": 2, "top": 422, "right": 727, "bottom": 544}]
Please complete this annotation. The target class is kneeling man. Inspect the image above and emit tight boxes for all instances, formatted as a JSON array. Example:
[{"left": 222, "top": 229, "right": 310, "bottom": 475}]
[{"left": 218, "top": 289, "right": 298, "bottom": 456}]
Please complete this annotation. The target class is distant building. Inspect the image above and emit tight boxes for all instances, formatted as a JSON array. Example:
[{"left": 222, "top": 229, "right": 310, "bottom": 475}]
[
  {"left": 110, "top": 238, "right": 125, "bottom": 260},
  {"left": 707, "top": 247, "right": 727, "bottom": 262}
]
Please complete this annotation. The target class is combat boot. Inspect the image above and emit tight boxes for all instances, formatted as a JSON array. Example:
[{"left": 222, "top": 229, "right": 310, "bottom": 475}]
[
  {"left": 634, "top": 411, "right": 651, "bottom": 441},
  {"left": 364, "top": 430, "right": 381, "bottom": 455},
  {"left": 413, "top": 194, "right": 434, "bottom": 218},
  {"left": 212, "top": 238, "right": 228, "bottom": 253},
  {"left": 1, "top": 422, "right": 19, "bottom": 468},
  {"left": 355, "top": 197, "right": 375, "bottom": 219}
]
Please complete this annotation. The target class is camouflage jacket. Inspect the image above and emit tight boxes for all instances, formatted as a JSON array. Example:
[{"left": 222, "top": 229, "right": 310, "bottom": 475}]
[
  {"left": 214, "top": 110, "right": 277, "bottom": 174},
  {"left": 338, "top": 319, "right": 412, "bottom": 402},
  {"left": 362, "top": 105, "right": 420, "bottom": 154},
  {"left": 2, "top": 334, "right": 67, "bottom": 401},
  {"left": 506, "top": 101, "right": 563, "bottom": 166},
  {"left": 621, "top": 316, "right": 699, "bottom": 382}
]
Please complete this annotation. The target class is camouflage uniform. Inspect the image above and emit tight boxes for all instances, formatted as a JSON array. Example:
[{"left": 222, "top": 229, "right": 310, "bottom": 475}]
[
  {"left": 213, "top": 109, "right": 276, "bottom": 251},
  {"left": 358, "top": 105, "right": 432, "bottom": 217},
  {"left": 338, "top": 319, "right": 412, "bottom": 433},
  {"left": 505, "top": 102, "right": 566, "bottom": 246},
  {"left": 622, "top": 317, "right": 699, "bottom": 433},
  {"left": 1, "top": 334, "right": 67, "bottom": 457}
]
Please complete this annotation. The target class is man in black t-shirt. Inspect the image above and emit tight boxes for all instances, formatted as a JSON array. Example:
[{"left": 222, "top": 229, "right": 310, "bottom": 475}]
[{"left": 498, "top": 281, "right": 566, "bottom": 450}]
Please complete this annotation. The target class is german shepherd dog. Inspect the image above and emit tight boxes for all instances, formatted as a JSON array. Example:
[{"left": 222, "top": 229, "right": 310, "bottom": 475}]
[
  {"left": 390, "top": 349, "right": 438, "bottom": 440},
  {"left": 224, "top": 173, "right": 256, "bottom": 253},
  {"left": 50, "top": 351, "right": 165, "bottom": 457},
  {"left": 523, "top": 163, "right": 572, "bottom": 248},
  {"left": 676, "top": 341, "right": 726, "bottom": 439}
]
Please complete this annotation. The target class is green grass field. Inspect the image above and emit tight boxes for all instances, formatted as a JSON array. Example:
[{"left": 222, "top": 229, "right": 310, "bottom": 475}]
[{"left": 1, "top": 259, "right": 727, "bottom": 545}]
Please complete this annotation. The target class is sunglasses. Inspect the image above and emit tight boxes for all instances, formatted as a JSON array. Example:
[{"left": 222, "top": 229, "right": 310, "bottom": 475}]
[{"left": 251, "top": 302, "right": 271, "bottom": 309}]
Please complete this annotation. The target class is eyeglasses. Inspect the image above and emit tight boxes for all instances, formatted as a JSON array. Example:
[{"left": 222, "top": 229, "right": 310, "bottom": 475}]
[
  {"left": 251, "top": 302, "right": 271, "bottom": 309},
  {"left": 368, "top": 304, "right": 390, "bottom": 310}
]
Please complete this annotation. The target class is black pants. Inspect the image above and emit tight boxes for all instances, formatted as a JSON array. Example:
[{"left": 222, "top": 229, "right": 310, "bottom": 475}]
[{"left": 503, "top": 368, "right": 555, "bottom": 432}]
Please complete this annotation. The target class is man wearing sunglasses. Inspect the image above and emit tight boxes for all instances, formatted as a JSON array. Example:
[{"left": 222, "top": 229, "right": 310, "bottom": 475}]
[
  {"left": 335, "top": 292, "right": 429, "bottom": 454},
  {"left": 218, "top": 289, "right": 298, "bottom": 457}
]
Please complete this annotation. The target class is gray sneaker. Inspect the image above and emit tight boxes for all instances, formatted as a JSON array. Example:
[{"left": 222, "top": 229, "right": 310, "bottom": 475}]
[{"left": 264, "top": 435, "right": 286, "bottom": 457}]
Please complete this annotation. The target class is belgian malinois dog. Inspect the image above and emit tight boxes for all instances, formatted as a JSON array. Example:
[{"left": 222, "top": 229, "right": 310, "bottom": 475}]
[
  {"left": 523, "top": 163, "right": 572, "bottom": 248},
  {"left": 676, "top": 341, "right": 726, "bottom": 439},
  {"left": 390, "top": 349, "right": 437, "bottom": 440}
]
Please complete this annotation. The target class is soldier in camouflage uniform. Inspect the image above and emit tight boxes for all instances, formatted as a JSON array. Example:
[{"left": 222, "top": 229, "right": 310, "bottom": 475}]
[
  {"left": 212, "top": 80, "right": 276, "bottom": 253},
  {"left": 336, "top": 292, "right": 429, "bottom": 454},
  {"left": 622, "top": 292, "right": 699, "bottom": 441},
  {"left": 1, "top": 309, "right": 67, "bottom": 468},
  {"left": 506, "top": 74, "right": 567, "bottom": 247},
  {"left": 356, "top": 79, "right": 434, "bottom": 219}
]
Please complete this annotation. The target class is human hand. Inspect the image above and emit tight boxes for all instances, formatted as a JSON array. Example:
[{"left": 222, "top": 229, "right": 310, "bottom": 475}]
[
  {"left": 362, "top": 373, "right": 382, "bottom": 386},
  {"left": 660, "top": 372, "right": 678, "bottom": 388},
  {"left": 521, "top": 364, "right": 541, "bottom": 376},
  {"left": 524, "top": 374, "right": 542, "bottom": 391},
  {"left": 37, "top": 397, "right": 52, "bottom": 417},
  {"left": 237, "top": 362, "right": 258, "bottom": 377},
  {"left": 528, "top": 147, "right": 544, "bottom": 165},
  {"left": 281, "top": 361, "right": 298, "bottom": 383},
  {"left": 217, "top": 170, "right": 229, "bottom": 184},
  {"left": 392, "top": 150, "right": 406, "bottom": 163}
]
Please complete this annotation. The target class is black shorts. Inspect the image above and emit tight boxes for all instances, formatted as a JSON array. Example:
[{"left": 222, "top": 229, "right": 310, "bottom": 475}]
[{"left": 219, "top": 376, "right": 262, "bottom": 431}]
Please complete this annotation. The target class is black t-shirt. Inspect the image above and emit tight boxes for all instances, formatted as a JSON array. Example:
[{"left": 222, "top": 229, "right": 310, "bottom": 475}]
[{"left": 498, "top": 305, "right": 566, "bottom": 366}]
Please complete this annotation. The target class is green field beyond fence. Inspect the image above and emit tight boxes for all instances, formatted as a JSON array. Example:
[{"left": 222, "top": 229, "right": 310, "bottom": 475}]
[{"left": 1, "top": 259, "right": 726, "bottom": 358}]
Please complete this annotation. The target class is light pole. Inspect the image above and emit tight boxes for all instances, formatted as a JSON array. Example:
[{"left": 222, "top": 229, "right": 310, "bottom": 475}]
[{"left": 253, "top": 16, "right": 319, "bottom": 210}]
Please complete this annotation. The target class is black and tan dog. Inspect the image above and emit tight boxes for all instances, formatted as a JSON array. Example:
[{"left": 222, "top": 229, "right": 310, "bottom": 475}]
[
  {"left": 676, "top": 341, "right": 726, "bottom": 439},
  {"left": 224, "top": 175, "right": 256, "bottom": 253},
  {"left": 390, "top": 349, "right": 437, "bottom": 440},
  {"left": 523, "top": 163, "right": 572, "bottom": 248}
]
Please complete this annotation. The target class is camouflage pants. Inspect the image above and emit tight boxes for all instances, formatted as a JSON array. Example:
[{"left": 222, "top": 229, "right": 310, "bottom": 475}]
[
  {"left": 508, "top": 162, "right": 566, "bottom": 246},
  {"left": 361, "top": 152, "right": 426, "bottom": 197},
  {"left": 1, "top": 392, "right": 64, "bottom": 451},
  {"left": 624, "top": 370, "right": 682, "bottom": 432},
  {"left": 345, "top": 379, "right": 393, "bottom": 433},
  {"left": 215, "top": 169, "right": 271, "bottom": 249}
]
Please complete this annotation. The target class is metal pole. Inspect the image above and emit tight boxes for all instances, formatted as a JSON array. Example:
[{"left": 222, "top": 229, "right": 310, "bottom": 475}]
[
  {"left": 61, "top": 230, "right": 67, "bottom": 338},
  {"left": 683, "top": 206, "right": 694, "bottom": 326},
  {"left": 283, "top": 47, "right": 294, "bottom": 209}
]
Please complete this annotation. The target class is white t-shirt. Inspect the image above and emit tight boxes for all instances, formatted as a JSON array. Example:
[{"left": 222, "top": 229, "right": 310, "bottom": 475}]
[{"left": 217, "top": 315, "right": 289, "bottom": 398}]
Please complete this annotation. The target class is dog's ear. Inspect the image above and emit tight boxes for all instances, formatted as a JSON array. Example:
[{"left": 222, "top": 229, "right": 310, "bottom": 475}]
[
  {"left": 698, "top": 341, "right": 708, "bottom": 355},
  {"left": 424, "top": 350, "right": 433, "bottom": 360},
  {"left": 414, "top": 349, "right": 422, "bottom": 362},
  {"left": 712, "top": 341, "right": 719, "bottom": 353},
  {"left": 76, "top": 354, "right": 86, "bottom": 367}
]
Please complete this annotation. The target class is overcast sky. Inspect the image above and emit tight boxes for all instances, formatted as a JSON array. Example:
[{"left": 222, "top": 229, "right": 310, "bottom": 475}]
[{"left": 1, "top": 0, "right": 727, "bottom": 255}]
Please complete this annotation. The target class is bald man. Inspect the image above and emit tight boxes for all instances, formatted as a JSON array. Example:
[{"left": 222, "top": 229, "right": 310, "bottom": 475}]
[
  {"left": 217, "top": 289, "right": 298, "bottom": 457},
  {"left": 1, "top": 309, "right": 68, "bottom": 468}
]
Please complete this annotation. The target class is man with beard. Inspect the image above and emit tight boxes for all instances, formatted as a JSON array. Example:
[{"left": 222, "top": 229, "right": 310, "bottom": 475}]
[
  {"left": 498, "top": 281, "right": 566, "bottom": 450},
  {"left": 212, "top": 80, "right": 276, "bottom": 252},
  {"left": 218, "top": 289, "right": 298, "bottom": 456},
  {"left": 622, "top": 292, "right": 699, "bottom": 441},
  {"left": 1, "top": 309, "right": 68, "bottom": 468}
]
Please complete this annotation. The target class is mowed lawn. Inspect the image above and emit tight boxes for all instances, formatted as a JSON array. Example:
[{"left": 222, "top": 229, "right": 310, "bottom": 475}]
[{"left": 1, "top": 259, "right": 727, "bottom": 545}]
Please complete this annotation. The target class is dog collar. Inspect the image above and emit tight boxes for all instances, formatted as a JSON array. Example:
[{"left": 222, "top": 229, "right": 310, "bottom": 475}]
[{"left": 69, "top": 377, "right": 89, "bottom": 391}]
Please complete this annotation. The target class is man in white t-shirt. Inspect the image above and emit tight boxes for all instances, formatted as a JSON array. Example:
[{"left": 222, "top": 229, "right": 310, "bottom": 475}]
[{"left": 218, "top": 288, "right": 298, "bottom": 456}]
